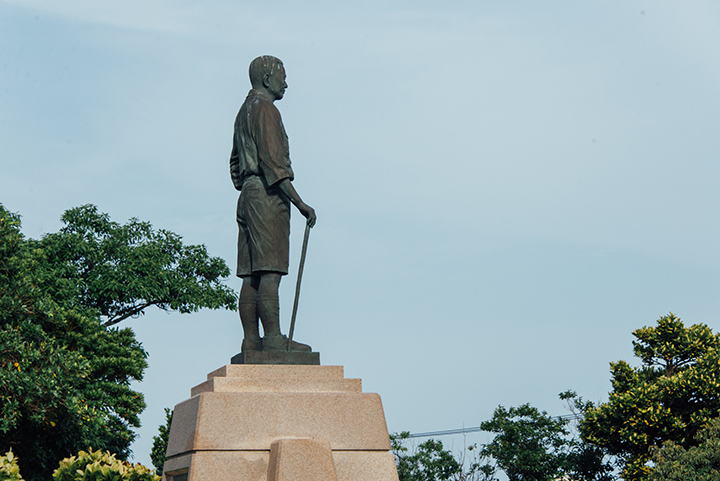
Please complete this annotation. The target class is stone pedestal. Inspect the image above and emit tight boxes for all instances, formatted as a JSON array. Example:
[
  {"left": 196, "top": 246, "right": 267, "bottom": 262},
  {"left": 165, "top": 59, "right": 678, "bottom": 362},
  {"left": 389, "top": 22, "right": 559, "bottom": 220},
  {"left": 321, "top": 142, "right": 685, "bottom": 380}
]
[{"left": 162, "top": 365, "right": 399, "bottom": 481}]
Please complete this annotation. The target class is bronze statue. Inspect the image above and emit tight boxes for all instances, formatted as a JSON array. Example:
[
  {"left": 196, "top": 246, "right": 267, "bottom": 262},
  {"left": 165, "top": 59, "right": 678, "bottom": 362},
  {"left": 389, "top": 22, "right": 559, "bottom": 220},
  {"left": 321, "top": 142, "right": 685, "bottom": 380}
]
[{"left": 230, "top": 56, "right": 317, "bottom": 354}]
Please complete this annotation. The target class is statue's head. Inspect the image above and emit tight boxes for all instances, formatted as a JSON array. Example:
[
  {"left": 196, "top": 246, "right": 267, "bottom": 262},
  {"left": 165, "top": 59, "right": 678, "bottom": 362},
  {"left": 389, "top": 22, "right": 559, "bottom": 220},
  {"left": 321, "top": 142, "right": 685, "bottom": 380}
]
[{"left": 249, "top": 55, "right": 287, "bottom": 101}]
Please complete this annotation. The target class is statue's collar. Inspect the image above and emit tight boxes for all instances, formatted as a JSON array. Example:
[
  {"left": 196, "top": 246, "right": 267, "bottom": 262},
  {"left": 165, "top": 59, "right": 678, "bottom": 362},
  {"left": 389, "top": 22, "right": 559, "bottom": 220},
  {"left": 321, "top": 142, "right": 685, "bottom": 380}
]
[{"left": 248, "top": 89, "right": 273, "bottom": 102}]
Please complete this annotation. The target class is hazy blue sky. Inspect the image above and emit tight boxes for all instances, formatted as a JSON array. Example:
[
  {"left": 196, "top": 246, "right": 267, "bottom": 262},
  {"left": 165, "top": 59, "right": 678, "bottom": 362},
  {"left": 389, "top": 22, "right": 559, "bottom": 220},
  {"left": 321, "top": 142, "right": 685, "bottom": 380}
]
[{"left": 2, "top": 0, "right": 719, "bottom": 468}]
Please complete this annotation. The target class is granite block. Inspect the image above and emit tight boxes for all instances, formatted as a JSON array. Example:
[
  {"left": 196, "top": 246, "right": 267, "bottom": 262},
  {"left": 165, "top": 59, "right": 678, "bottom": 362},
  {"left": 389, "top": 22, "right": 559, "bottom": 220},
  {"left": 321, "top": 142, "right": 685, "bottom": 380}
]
[
  {"left": 165, "top": 392, "right": 391, "bottom": 456},
  {"left": 267, "top": 438, "right": 338, "bottom": 481}
]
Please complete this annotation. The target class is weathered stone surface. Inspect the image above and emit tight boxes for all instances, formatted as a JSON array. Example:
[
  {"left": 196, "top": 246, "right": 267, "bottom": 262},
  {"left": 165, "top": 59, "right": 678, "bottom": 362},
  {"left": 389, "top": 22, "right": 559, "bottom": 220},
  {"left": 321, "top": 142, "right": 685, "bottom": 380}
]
[
  {"left": 267, "top": 438, "right": 338, "bottom": 481},
  {"left": 165, "top": 392, "right": 390, "bottom": 456},
  {"left": 163, "top": 451, "right": 269, "bottom": 481},
  {"left": 163, "top": 365, "right": 399, "bottom": 481},
  {"left": 162, "top": 450, "right": 399, "bottom": 481},
  {"left": 333, "top": 451, "right": 400, "bottom": 481},
  {"left": 193, "top": 364, "right": 361, "bottom": 396},
  {"left": 190, "top": 376, "right": 361, "bottom": 396},
  {"left": 207, "top": 364, "right": 345, "bottom": 381}
]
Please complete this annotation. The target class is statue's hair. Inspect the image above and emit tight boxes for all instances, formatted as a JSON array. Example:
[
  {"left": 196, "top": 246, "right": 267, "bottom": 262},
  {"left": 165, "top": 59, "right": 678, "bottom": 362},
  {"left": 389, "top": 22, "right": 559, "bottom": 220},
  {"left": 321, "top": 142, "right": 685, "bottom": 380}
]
[{"left": 249, "top": 56, "right": 284, "bottom": 88}]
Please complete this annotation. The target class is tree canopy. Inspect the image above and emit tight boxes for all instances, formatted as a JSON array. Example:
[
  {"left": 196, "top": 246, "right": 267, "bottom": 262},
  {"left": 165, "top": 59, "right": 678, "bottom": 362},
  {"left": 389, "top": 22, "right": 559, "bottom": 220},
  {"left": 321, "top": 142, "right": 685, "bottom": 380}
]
[
  {"left": 479, "top": 403, "right": 569, "bottom": 481},
  {"left": 478, "top": 398, "right": 612, "bottom": 481},
  {"left": 0, "top": 204, "right": 237, "bottom": 481},
  {"left": 1, "top": 204, "right": 147, "bottom": 480},
  {"left": 33, "top": 204, "right": 237, "bottom": 326},
  {"left": 391, "top": 395, "right": 613, "bottom": 481},
  {"left": 649, "top": 416, "right": 720, "bottom": 481},
  {"left": 391, "top": 431, "right": 483, "bottom": 481},
  {"left": 391, "top": 315, "right": 720, "bottom": 481},
  {"left": 580, "top": 314, "right": 720, "bottom": 481}
]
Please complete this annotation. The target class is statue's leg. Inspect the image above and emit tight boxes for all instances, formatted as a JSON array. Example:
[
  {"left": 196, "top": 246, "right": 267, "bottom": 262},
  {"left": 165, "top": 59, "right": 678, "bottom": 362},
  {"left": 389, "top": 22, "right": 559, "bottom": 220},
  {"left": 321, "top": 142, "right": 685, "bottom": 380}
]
[
  {"left": 258, "top": 272, "right": 311, "bottom": 352},
  {"left": 239, "top": 275, "right": 262, "bottom": 351},
  {"left": 257, "top": 272, "right": 283, "bottom": 338}
]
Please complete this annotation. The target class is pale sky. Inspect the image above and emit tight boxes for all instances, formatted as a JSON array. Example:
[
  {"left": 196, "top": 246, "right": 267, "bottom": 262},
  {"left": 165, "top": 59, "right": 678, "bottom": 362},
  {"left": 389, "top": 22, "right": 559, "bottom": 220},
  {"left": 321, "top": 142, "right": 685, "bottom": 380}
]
[{"left": 2, "top": 0, "right": 720, "bottom": 468}]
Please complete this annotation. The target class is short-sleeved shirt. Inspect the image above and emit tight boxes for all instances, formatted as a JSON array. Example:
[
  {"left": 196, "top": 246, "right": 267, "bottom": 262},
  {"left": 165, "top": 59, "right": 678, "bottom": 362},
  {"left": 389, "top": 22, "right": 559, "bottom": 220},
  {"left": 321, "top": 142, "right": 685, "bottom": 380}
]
[
  {"left": 230, "top": 89, "right": 294, "bottom": 189},
  {"left": 230, "top": 90, "right": 294, "bottom": 277}
]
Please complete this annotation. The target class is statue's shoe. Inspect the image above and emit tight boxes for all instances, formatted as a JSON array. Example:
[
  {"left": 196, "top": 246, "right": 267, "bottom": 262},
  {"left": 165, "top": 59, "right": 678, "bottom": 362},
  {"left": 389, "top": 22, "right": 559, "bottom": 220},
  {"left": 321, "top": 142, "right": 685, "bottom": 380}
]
[
  {"left": 262, "top": 334, "right": 312, "bottom": 352},
  {"left": 241, "top": 337, "right": 262, "bottom": 352}
]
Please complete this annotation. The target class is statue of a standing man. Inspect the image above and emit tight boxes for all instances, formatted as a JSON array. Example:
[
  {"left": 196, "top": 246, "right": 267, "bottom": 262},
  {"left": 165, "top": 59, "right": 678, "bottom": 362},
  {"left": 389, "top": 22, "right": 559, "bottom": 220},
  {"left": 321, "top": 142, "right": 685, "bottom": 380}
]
[{"left": 230, "top": 55, "right": 317, "bottom": 353}]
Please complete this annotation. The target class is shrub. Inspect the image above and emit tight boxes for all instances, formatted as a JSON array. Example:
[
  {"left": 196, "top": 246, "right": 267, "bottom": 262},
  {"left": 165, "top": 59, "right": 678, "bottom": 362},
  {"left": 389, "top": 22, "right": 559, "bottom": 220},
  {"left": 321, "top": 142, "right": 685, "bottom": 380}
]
[
  {"left": 0, "top": 451, "right": 24, "bottom": 481},
  {"left": 53, "top": 450, "right": 159, "bottom": 481}
]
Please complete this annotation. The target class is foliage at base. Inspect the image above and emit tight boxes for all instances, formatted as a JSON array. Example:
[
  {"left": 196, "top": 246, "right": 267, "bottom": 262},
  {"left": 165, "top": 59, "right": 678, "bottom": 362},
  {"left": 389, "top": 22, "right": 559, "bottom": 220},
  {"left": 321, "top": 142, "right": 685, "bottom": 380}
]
[
  {"left": 1, "top": 449, "right": 159, "bottom": 481},
  {"left": 53, "top": 449, "right": 160, "bottom": 481},
  {"left": 150, "top": 409, "right": 173, "bottom": 476},
  {"left": 0, "top": 451, "right": 24, "bottom": 481},
  {"left": 53, "top": 450, "right": 160, "bottom": 481}
]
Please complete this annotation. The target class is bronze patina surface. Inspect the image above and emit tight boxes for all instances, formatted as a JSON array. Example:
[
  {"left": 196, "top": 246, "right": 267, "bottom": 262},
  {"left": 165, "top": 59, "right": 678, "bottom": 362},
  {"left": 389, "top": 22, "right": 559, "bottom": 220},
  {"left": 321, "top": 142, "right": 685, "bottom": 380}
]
[
  {"left": 229, "top": 56, "right": 317, "bottom": 363},
  {"left": 231, "top": 351, "right": 320, "bottom": 366}
]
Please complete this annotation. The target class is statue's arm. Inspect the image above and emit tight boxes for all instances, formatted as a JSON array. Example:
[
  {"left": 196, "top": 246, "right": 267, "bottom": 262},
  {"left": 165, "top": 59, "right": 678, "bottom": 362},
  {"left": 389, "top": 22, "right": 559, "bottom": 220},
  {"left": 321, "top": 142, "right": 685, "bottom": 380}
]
[
  {"left": 278, "top": 179, "right": 316, "bottom": 228},
  {"left": 229, "top": 127, "right": 243, "bottom": 191}
]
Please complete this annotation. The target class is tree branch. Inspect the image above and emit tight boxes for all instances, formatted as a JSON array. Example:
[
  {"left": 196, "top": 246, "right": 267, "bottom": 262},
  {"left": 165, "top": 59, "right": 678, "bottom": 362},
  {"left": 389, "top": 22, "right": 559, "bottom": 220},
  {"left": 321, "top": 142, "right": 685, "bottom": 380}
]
[{"left": 102, "top": 301, "right": 159, "bottom": 327}]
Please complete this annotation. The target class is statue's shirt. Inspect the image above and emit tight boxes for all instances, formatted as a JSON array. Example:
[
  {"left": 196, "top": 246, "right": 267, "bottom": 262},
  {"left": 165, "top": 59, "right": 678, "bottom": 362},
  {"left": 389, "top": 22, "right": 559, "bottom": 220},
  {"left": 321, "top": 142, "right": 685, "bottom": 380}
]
[
  {"left": 230, "top": 89, "right": 293, "bottom": 276},
  {"left": 230, "top": 89, "right": 294, "bottom": 190}
]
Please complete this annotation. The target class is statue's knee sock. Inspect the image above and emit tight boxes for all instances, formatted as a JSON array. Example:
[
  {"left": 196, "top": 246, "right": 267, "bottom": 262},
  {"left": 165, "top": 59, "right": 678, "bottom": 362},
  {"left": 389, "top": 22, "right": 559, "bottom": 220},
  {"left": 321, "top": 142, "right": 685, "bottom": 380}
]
[
  {"left": 238, "top": 297, "right": 260, "bottom": 340},
  {"left": 257, "top": 294, "right": 282, "bottom": 337}
]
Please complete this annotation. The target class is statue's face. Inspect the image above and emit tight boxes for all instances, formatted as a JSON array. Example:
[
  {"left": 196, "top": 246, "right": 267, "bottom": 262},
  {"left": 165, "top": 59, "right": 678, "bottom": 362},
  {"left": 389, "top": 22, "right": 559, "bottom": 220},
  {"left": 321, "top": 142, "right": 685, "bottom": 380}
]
[{"left": 266, "top": 66, "right": 287, "bottom": 101}]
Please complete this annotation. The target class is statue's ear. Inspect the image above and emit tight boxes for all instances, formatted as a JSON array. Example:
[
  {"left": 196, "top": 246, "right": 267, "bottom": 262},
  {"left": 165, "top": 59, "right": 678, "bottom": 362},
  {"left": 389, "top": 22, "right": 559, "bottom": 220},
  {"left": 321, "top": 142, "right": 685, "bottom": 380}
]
[{"left": 262, "top": 73, "right": 271, "bottom": 88}]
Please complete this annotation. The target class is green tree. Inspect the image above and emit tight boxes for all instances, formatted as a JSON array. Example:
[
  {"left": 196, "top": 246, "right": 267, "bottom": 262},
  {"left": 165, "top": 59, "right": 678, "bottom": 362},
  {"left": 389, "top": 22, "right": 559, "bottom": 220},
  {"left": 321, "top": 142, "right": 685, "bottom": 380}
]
[
  {"left": 478, "top": 397, "right": 614, "bottom": 481},
  {"left": 649, "top": 417, "right": 720, "bottom": 481},
  {"left": 1, "top": 205, "right": 147, "bottom": 481},
  {"left": 391, "top": 432, "right": 495, "bottom": 481},
  {"left": 559, "top": 392, "right": 616, "bottom": 481},
  {"left": 149, "top": 408, "right": 173, "bottom": 476},
  {"left": 479, "top": 403, "right": 569, "bottom": 481},
  {"left": 33, "top": 204, "right": 237, "bottom": 327},
  {"left": 581, "top": 314, "right": 720, "bottom": 481},
  {"left": 391, "top": 432, "right": 462, "bottom": 481},
  {"left": 0, "top": 204, "right": 237, "bottom": 481}
]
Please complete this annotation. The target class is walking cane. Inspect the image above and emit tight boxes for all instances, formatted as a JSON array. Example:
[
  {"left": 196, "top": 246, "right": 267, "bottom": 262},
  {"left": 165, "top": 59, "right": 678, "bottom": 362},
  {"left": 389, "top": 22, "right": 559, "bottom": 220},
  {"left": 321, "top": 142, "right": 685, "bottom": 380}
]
[{"left": 287, "top": 221, "right": 311, "bottom": 351}]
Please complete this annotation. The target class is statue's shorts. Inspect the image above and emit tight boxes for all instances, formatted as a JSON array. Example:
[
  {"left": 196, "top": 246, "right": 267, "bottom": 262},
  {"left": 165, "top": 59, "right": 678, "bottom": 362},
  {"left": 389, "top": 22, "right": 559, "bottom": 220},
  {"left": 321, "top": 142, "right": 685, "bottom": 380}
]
[{"left": 236, "top": 176, "right": 290, "bottom": 277}]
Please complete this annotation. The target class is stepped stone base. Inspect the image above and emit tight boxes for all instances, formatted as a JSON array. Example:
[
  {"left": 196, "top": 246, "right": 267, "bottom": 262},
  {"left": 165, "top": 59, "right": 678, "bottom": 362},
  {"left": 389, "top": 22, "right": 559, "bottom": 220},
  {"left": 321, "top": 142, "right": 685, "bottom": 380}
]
[{"left": 162, "top": 365, "right": 399, "bottom": 481}]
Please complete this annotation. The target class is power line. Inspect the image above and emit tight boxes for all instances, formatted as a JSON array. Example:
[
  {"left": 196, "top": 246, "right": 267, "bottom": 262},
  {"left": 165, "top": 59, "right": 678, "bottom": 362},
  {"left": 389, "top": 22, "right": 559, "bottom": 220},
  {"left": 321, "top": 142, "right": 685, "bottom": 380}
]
[
  {"left": 407, "top": 426, "right": 483, "bottom": 438},
  {"left": 406, "top": 414, "right": 578, "bottom": 438}
]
